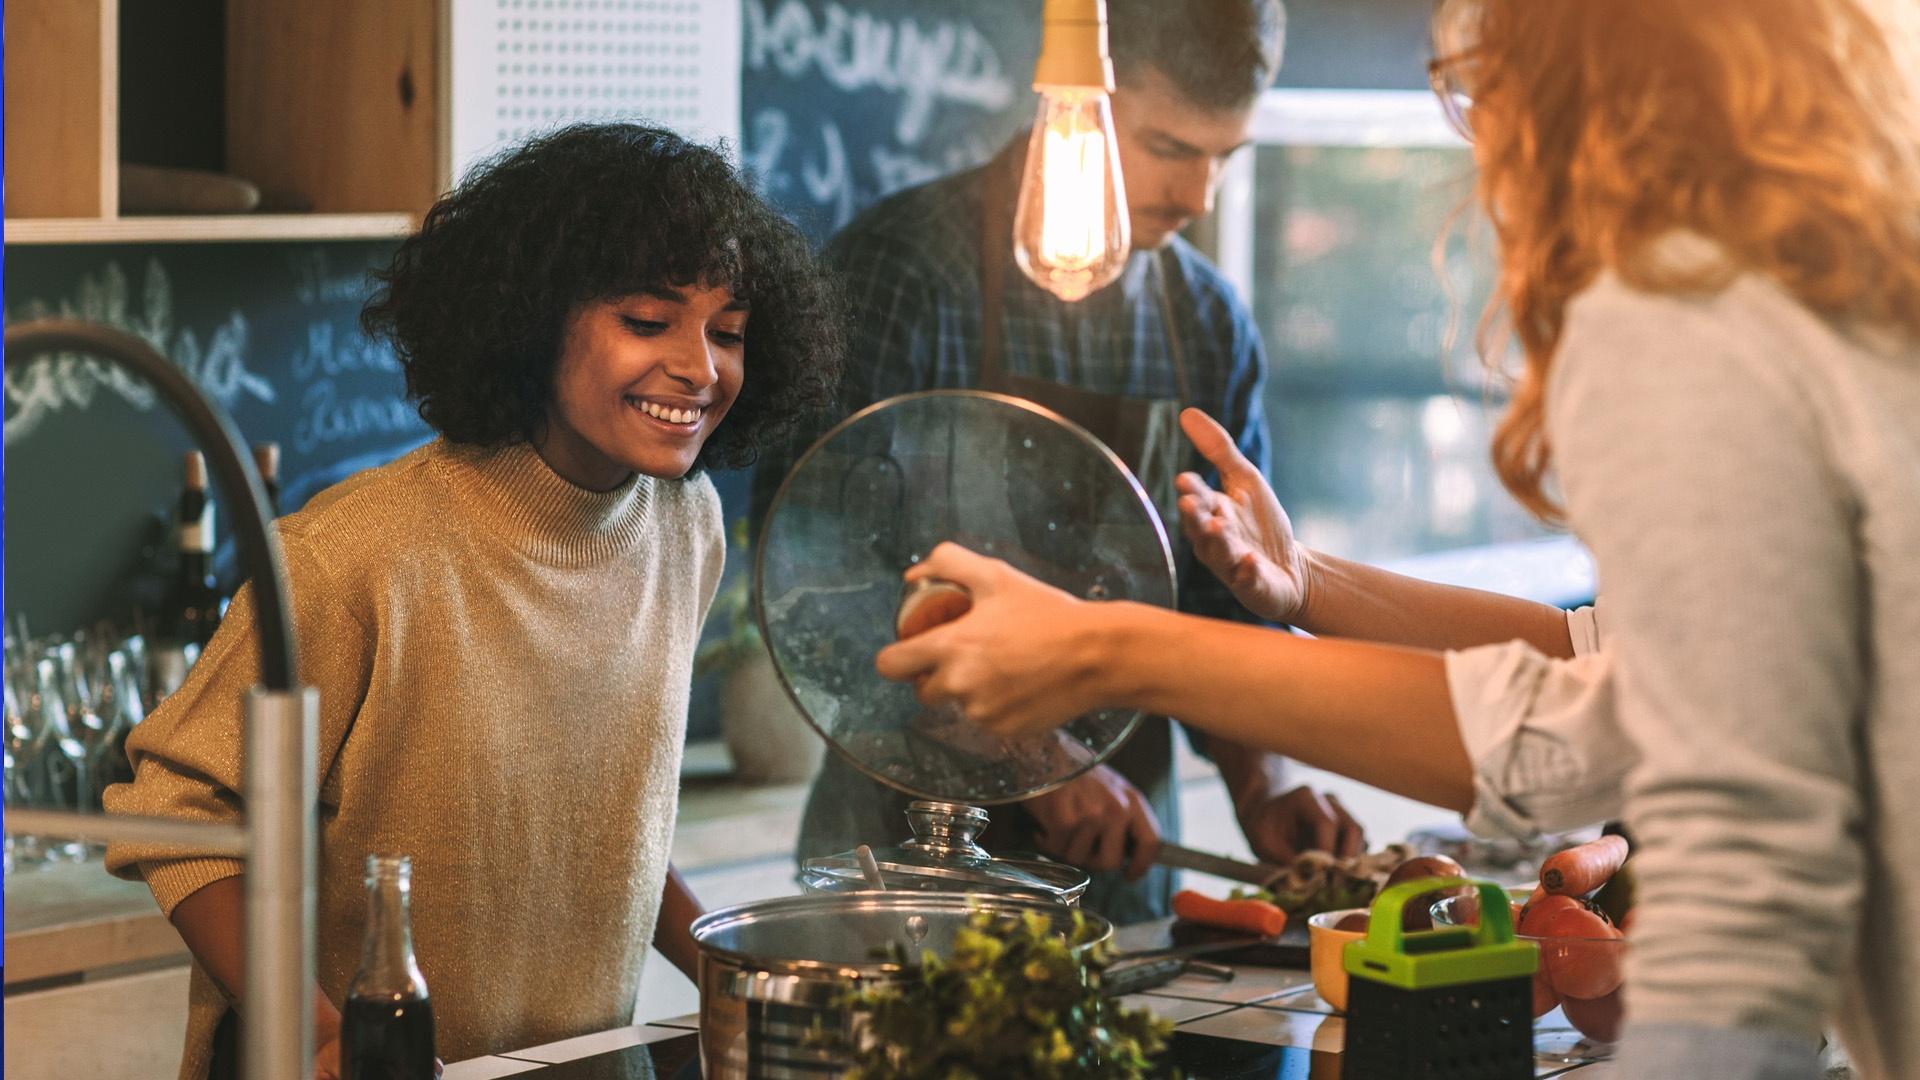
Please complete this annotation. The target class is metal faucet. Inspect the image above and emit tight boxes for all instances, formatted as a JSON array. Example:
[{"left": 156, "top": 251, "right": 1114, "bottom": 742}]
[{"left": 4, "top": 318, "right": 318, "bottom": 1080}]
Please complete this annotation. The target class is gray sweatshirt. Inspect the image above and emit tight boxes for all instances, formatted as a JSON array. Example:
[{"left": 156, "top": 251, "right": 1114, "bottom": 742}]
[{"left": 1445, "top": 237, "right": 1919, "bottom": 1078}]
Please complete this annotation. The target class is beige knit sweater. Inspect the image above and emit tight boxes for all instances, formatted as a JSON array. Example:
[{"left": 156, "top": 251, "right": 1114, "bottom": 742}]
[{"left": 103, "top": 438, "right": 725, "bottom": 1079}]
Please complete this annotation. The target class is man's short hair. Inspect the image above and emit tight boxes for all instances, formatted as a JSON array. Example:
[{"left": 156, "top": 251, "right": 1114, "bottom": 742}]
[{"left": 1107, "top": 0, "right": 1286, "bottom": 111}]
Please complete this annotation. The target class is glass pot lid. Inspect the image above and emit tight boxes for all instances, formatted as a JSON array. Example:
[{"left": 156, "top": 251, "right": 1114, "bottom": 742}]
[
  {"left": 800, "top": 801, "right": 1091, "bottom": 903},
  {"left": 755, "top": 390, "right": 1176, "bottom": 806}
]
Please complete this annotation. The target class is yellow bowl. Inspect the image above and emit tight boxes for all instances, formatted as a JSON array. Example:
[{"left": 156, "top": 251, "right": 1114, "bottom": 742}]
[{"left": 1306, "top": 907, "right": 1370, "bottom": 1012}]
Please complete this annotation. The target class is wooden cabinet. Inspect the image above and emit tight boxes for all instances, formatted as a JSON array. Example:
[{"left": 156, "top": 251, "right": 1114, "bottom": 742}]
[
  {"left": 4, "top": 0, "right": 440, "bottom": 243},
  {"left": 226, "top": 0, "right": 446, "bottom": 218},
  {"left": 4, "top": 0, "right": 117, "bottom": 219}
]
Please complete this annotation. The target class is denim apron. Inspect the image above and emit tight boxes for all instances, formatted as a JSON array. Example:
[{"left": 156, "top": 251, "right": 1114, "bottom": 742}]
[{"left": 797, "top": 146, "right": 1195, "bottom": 925}]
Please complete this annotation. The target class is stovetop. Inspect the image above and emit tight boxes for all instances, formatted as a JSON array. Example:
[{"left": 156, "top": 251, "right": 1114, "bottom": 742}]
[{"left": 515, "top": 1031, "right": 1340, "bottom": 1079}]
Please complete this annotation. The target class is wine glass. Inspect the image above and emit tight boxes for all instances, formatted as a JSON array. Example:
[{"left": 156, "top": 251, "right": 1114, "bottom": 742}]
[
  {"left": 3, "top": 672, "right": 47, "bottom": 871},
  {"left": 29, "top": 655, "right": 92, "bottom": 860}
]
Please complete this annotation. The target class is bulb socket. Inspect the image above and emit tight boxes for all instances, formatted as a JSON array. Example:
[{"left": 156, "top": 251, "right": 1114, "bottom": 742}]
[{"left": 1033, "top": 0, "right": 1114, "bottom": 91}]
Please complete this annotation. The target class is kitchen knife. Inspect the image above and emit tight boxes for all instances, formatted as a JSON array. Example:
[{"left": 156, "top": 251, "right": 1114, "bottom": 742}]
[{"left": 1152, "top": 841, "right": 1286, "bottom": 888}]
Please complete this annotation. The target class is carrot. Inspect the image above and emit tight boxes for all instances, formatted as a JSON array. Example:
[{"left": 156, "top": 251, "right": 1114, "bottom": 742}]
[
  {"left": 1542, "top": 835, "right": 1630, "bottom": 897},
  {"left": 1172, "top": 890, "right": 1288, "bottom": 938}
]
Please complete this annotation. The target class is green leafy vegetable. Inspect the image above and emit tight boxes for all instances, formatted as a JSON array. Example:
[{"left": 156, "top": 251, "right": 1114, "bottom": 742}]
[{"left": 815, "top": 908, "right": 1175, "bottom": 1079}]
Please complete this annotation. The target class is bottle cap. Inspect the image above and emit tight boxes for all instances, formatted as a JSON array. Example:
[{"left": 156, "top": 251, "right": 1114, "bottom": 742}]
[{"left": 182, "top": 450, "right": 209, "bottom": 491}]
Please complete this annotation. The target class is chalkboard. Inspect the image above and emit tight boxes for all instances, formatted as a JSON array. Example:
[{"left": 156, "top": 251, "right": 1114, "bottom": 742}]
[
  {"left": 739, "top": 0, "right": 1041, "bottom": 242},
  {"left": 3, "top": 241, "right": 430, "bottom": 634}
]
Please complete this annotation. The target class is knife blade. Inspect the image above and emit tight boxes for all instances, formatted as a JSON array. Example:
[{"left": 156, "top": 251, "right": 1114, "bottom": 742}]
[{"left": 1153, "top": 841, "right": 1285, "bottom": 888}]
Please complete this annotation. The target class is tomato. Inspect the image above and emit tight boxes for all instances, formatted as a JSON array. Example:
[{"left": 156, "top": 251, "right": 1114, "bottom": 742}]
[
  {"left": 1531, "top": 968, "right": 1560, "bottom": 1019},
  {"left": 1516, "top": 894, "right": 1584, "bottom": 938},
  {"left": 1561, "top": 987, "right": 1625, "bottom": 1042},
  {"left": 1533, "top": 904, "right": 1624, "bottom": 1000}
]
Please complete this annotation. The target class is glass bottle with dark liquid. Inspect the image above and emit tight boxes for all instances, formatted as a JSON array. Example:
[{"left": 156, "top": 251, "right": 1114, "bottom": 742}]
[{"left": 343, "top": 854, "right": 437, "bottom": 1080}]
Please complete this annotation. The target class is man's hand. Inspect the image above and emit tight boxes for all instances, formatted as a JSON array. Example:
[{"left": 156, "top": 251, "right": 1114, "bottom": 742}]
[
  {"left": 1023, "top": 765, "right": 1162, "bottom": 881},
  {"left": 1237, "top": 783, "right": 1366, "bottom": 865},
  {"left": 1176, "top": 408, "right": 1315, "bottom": 625}
]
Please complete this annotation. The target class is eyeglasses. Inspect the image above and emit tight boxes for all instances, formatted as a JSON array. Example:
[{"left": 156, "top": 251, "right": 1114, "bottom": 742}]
[{"left": 1428, "top": 55, "right": 1475, "bottom": 143}]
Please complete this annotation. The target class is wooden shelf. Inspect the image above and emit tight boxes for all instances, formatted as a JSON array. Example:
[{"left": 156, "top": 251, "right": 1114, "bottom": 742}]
[
  {"left": 4, "top": 212, "right": 417, "bottom": 245},
  {"left": 5, "top": 0, "right": 445, "bottom": 239}
]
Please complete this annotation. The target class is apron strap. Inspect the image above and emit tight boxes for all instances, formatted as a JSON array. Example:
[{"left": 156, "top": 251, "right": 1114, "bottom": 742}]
[
  {"left": 978, "top": 144, "right": 1020, "bottom": 388},
  {"left": 1155, "top": 248, "right": 1196, "bottom": 411}
]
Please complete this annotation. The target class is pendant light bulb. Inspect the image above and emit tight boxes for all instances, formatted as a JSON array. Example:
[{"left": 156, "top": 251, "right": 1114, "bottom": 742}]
[{"left": 1013, "top": 0, "right": 1130, "bottom": 303}]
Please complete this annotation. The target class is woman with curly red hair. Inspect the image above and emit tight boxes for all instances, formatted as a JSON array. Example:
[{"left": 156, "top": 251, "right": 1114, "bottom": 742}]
[
  {"left": 104, "top": 124, "right": 844, "bottom": 1079},
  {"left": 880, "top": 2, "right": 1920, "bottom": 1074}
]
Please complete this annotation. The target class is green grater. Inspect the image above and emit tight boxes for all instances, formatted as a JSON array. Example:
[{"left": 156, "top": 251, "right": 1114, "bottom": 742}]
[{"left": 1341, "top": 877, "right": 1539, "bottom": 1079}]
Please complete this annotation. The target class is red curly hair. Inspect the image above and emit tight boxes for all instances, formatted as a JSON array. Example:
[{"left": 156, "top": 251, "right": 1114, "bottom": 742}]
[{"left": 1434, "top": 0, "right": 1920, "bottom": 520}]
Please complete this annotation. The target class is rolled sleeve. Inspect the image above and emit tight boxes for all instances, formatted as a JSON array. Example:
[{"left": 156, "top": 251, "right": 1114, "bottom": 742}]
[
  {"left": 1448, "top": 637, "right": 1627, "bottom": 839},
  {"left": 139, "top": 857, "right": 247, "bottom": 919}
]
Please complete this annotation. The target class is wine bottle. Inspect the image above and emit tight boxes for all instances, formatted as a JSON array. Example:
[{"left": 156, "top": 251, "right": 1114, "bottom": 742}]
[
  {"left": 343, "top": 854, "right": 437, "bottom": 1080},
  {"left": 163, "top": 451, "right": 223, "bottom": 650}
]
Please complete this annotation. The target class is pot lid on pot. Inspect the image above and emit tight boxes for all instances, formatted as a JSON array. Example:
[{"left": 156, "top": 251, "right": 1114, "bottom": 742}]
[
  {"left": 799, "top": 801, "right": 1091, "bottom": 903},
  {"left": 755, "top": 390, "right": 1176, "bottom": 806}
]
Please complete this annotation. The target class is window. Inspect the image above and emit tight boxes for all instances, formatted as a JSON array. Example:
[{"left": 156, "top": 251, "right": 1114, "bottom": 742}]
[{"left": 1215, "top": 90, "right": 1589, "bottom": 602}]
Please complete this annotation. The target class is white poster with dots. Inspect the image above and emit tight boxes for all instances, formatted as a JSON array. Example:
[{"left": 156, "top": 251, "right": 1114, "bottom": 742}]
[{"left": 449, "top": 0, "right": 743, "bottom": 182}]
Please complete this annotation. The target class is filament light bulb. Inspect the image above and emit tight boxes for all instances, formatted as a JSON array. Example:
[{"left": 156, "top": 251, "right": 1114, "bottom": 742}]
[
  {"left": 1013, "top": 0, "right": 1130, "bottom": 303},
  {"left": 1014, "top": 89, "right": 1129, "bottom": 302}
]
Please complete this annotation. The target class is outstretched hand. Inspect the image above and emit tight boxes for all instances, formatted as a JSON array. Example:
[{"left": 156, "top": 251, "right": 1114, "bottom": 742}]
[{"left": 1176, "top": 408, "right": 1315, "bottom": 624}]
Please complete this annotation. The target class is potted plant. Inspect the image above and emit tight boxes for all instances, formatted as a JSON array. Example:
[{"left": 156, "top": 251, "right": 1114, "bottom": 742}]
[{"left": 696, "top": 517, "right": 823, "bottom": 784}]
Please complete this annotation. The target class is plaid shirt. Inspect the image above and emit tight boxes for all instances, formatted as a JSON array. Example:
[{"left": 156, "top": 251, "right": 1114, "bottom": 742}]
[{"left": 752, "top": 156, "right": 1273, "bottom": 629}]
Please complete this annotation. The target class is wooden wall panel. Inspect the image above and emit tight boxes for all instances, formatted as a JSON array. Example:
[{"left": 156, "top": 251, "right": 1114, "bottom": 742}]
[
  {"left": 227, "top": 0, "right": 441, "bottom": 214},
  {"left": 4, "top": 0, "right": 117, "bottom": 218}
]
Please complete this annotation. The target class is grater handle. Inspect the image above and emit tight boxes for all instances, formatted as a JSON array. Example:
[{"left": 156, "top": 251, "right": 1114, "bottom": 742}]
[{"left": 1359, "top": 877, "right": 1518, "bottom": 955}]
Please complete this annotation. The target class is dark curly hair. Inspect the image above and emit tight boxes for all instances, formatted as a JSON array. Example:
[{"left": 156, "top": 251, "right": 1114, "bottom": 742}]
[{"left": 361, "top": 123, "right": 844, "bottom": 472}]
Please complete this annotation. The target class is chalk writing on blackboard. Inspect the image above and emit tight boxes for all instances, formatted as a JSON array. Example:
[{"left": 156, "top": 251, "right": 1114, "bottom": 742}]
[
  {"left": 4, "top": 259, "right": 277, "bottom": 447},
  {"left": 4, "top": 250, "right": 428, "bottom": 459},
  {"left": 742, "top": 0, "right": 1030, "bottom": 235},
  {"left": 288, "top": 320, "right": 420, "bottom": 454}
]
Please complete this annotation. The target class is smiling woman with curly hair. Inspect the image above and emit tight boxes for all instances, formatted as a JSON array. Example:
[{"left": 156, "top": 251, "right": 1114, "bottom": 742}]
[
  {"left": 103, "top": 123, "right": 846, "bottom": 1080},
  {"left": 363, "top": 122, "right": 843, "bottom": 471}
]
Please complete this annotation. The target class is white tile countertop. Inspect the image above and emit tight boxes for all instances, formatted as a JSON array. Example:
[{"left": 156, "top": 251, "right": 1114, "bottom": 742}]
[{"left": 445, "top": 918, "right": 1618, "bottom": 1079}]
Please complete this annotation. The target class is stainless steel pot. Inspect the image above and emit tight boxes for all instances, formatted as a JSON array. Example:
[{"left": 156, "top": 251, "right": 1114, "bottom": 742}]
[{"left": 691, "top": 892, "right": 1113, "bottom": 1080}]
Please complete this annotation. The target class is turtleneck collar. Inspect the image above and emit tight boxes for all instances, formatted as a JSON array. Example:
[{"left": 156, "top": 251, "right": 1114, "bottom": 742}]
[{"left": 435, "top": 439, "right": 656, "bottom": 565}]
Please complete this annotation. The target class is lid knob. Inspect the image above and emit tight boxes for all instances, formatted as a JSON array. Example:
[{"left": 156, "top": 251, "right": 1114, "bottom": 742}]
[{"left": 903, "top": 801, "right": 992, "bottom": 862}]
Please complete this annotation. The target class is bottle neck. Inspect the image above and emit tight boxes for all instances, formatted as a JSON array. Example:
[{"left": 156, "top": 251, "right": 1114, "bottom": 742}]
[
  {"left": 354, "top": 861, "right": 427, "bottom": 1001},
  {"left": 178, "top": 497, "right": 214, "bottom": 556},
  {"left": 177, "top": 550, "right": 214, "bottom": 585}
]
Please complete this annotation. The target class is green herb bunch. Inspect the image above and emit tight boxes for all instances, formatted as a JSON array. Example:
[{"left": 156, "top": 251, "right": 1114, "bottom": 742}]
[{"left": 821, "top": 909, "right": 1174, "bottom": 1080}]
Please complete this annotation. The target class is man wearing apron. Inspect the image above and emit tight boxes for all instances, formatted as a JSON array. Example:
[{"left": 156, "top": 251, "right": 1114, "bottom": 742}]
[{"left": 754, "top": 0, "right": 1363, "bottom": 923}]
